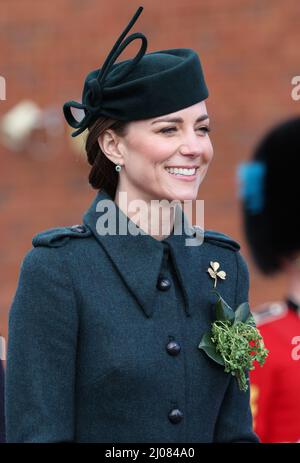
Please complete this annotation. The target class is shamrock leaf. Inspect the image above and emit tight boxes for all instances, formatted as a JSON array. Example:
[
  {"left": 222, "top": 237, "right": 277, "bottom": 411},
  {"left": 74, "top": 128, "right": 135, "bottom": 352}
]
[
  {"left": 217, "top": 271, "right": 226, "bottom": 280},
  {"left": 210, "top": 261, "right": 220, "bottom": 272},
  {"left": 234, "top": 302, "right": 251, "bottom": 324},
  {"left": 212, "top": 290, "right": 235, "bottom": 324},
  {"left": 198, "top": 333, "right": 225, "bottom": 366}
]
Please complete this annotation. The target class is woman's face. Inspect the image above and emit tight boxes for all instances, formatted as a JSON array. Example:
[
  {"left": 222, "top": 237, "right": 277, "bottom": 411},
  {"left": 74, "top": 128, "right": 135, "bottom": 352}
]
[{"left": 112, "top": 101, "right": 213, "bottom": 202}]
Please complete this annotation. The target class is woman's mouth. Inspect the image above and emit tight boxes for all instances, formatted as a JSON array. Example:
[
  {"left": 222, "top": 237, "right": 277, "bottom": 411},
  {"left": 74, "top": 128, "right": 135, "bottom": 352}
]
[{"left": 164, "top": 166, "right": 198, "bottom": 181}]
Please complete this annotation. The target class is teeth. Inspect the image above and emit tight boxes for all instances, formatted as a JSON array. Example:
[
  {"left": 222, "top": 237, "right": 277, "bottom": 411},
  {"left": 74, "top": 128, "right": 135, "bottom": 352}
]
[{"left": 165, "top": 167, "right": 196, "bottom": 176}]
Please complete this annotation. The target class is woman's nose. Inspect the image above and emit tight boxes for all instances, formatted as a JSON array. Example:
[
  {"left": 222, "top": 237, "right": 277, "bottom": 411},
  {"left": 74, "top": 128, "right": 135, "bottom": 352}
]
[{"left": 179, "top": 132, "right": 205, "bottom": 156}]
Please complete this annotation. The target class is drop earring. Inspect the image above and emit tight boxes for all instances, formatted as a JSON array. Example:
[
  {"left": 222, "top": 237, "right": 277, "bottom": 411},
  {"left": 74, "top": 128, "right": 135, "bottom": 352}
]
[{"left": 115, "top": 164, "right": 122, "bottom": 172}]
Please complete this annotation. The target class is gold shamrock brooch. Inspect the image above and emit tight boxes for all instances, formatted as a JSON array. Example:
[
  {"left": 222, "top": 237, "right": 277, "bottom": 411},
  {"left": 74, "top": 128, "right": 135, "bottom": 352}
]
[{"left": 207, "top": 261, "right": 226, "bottom": 288}]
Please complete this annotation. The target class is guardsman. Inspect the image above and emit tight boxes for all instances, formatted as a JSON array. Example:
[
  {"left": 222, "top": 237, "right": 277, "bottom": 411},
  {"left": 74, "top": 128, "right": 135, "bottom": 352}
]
[{"left": 238, "top": 116, "right": 300, "bottom": 443}]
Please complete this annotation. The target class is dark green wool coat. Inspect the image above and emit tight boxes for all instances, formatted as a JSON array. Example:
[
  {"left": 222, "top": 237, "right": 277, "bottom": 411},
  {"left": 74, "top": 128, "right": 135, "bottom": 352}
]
[{"left": 5, "top": 190, "right": 259, "bottom": 443}]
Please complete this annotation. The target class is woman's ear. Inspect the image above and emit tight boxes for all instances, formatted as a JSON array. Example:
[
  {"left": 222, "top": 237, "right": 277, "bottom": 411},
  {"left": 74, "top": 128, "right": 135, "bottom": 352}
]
[{"left": 98, "top": 129, "right": 124, "bottom": 165}]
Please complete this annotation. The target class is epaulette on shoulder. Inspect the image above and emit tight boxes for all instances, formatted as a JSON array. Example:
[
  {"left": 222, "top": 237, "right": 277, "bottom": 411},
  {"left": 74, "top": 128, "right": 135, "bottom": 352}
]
[
  {"left": 253, "top": 302, "right": 287, "bottom": 326},
  {"left": 202, "top": 229, "right": 240, "bottom": 252},
  {"left": 32, "top": 224, "right": 92, "bottom": 248}
]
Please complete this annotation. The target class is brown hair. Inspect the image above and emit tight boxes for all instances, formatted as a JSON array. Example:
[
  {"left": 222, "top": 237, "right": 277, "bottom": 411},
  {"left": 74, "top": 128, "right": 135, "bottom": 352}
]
[{"left": 85, "top": 118, "right": 129, "bottom": 199}]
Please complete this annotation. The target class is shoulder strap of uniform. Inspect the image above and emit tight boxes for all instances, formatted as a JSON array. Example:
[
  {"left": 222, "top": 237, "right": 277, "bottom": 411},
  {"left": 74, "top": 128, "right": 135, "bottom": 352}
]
[
  {"left": 32, "top": 224, "right": 92, "bottom": 248},
  {"left": 203, "top": 229, "right": 240, "bottom": 252}
]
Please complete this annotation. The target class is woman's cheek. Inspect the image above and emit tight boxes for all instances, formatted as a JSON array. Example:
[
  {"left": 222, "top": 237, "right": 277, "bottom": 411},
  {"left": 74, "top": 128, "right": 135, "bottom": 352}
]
[{"left": 206, "top": 139, "right": 214, "bottom": 160}]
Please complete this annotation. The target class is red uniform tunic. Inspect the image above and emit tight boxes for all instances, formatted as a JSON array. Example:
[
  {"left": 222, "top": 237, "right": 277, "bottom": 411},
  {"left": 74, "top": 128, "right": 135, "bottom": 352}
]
[{"left": 250, "top": 301, "right": 300, "bottom": 442}]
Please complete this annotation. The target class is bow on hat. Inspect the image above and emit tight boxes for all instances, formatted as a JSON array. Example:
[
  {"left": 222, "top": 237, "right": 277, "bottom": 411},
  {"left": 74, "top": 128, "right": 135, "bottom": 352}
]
[{"left": 63, "top": 6, "right": 147, "bottom": 137}]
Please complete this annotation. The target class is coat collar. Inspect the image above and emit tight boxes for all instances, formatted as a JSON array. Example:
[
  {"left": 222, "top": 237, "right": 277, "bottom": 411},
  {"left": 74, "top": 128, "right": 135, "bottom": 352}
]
[{"left": 83, "top": 190, "right": 202, "bottom": 318}]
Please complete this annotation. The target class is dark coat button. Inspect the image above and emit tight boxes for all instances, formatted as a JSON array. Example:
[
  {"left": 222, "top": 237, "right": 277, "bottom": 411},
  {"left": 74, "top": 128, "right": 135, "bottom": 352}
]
[
  {"left": 166, "top": 340, "right": 181, "bottom": 356},
  {"left": 70, "top": 224, "right": 86, "bottom": 233},
  {"left": 168, "top": 408, "right": 184, "bottom": 424},
  {"left": 157, "top": 276, "right": 171, "bottom": 291}
]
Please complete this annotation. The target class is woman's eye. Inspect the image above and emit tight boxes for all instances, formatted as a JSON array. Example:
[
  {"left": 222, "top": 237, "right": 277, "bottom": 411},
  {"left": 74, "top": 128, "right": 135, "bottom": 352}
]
[
  {"left": 199, "top": 126, "right": 211, "bottom": 133},
  {"left": 159, "top": 127, "right": 177, "bottom": 133},
  {"left": 159, "top": 126, "right": 211, "bottom": 134}
]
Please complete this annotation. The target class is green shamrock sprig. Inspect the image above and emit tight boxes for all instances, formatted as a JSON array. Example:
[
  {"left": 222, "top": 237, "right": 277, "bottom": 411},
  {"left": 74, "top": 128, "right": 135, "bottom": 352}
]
[{"left": 198, "top": 290, "right": 269, "bottom": 392}]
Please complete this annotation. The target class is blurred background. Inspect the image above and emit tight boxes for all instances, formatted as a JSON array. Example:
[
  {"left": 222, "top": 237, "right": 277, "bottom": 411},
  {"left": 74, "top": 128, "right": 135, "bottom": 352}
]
[{"left": 0, "top": 0, "right": 299, "bottom": 344}]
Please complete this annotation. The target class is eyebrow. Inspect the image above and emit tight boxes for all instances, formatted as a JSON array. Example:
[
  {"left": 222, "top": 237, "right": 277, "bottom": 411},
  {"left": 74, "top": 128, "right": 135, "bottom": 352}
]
[{"left": 151, "top": 114, "right": 209, "bottom": 124}]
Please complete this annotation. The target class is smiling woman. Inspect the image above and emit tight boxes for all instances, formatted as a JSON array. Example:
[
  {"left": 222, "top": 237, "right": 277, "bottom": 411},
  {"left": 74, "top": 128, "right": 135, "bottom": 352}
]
[{"left": 5, "top": 6, "right": 259, "bottom": 443}]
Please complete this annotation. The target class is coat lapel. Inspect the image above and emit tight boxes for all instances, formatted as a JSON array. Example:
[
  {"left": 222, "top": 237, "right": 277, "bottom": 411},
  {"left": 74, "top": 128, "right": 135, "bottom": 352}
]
[
  {"left": 82, "top": 190, "right": 203, "bottom": 318},
  {"left": 163, "top": 229, "right": 204, "bottom": 318}
]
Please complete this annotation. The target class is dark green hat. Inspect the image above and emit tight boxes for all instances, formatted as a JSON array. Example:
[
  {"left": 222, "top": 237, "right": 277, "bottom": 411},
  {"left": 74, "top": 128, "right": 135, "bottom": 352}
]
[{"left": 63, "top": 6, "right": 209, "bottom": 137}]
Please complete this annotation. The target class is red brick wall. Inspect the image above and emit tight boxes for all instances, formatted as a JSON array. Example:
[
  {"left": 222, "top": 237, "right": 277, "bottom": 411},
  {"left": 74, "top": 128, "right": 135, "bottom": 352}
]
[{"left": 1, "top": 0, "right": 299, "bottom": 342}]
